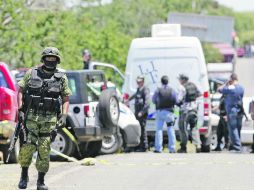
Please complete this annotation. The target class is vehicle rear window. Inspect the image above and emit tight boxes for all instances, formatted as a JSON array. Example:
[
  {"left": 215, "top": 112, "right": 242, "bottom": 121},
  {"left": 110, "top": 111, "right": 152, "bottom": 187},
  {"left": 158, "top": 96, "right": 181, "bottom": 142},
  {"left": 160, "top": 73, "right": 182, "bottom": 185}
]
[
  {"left": 67, "top": 76, "right": 80, "bottom": 103},
  {"left": 85, "top": 74, "right": 105, "bottom": 102},
  {"left": 0, "top": 71, "right": 8, "bottom": 88}
]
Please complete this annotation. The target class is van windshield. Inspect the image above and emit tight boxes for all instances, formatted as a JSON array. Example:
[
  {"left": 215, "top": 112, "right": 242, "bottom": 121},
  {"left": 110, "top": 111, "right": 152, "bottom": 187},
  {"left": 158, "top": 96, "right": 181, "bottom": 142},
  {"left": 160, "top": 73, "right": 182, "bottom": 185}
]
[{"left": 129, "top": 48, "right": 202, "bottom": 92}]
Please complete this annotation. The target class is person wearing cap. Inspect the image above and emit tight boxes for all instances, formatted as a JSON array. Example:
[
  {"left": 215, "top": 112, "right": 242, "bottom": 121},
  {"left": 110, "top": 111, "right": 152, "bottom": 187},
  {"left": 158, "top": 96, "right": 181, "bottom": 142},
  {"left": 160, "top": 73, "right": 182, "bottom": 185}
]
[
  {"left": 128, "top": 75, "right": 150, "bottom": 152},
  {"left": 218, "top": 73, "right": 244, "bottom": 152},
  {"left": 177, "top": 74, "right": 202, "bottom": 153},
  {"left": 17, "top": 47, "right": 71, "bottom": 189},
  {"left": 83, "top": 49, "right": 92, "bottom": 69},
  {"left": 152, "top": 75, "right": 178, "bottom": 153}
]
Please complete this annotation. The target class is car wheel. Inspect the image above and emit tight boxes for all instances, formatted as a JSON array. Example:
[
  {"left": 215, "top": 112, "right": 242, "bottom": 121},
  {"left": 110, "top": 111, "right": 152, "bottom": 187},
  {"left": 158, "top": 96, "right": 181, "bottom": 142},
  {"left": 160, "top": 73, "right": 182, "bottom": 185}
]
[
  {"left": 50, "top": 129, "right": 75, "bottom": 161},
  {"left": 210, "top": 130, "right": 218, "bottom": 150},
  {"left": 98, "top": 89, "right": 120, "bottom": 128},
  {"left": 79, "top": 140, "right": 102, "bottom": 158},
  {"left": 0, "top": 140, "right": 20, "bottom": 164},
  {"left": 101, "top": 133, "right": 123, "bottom": 154}
]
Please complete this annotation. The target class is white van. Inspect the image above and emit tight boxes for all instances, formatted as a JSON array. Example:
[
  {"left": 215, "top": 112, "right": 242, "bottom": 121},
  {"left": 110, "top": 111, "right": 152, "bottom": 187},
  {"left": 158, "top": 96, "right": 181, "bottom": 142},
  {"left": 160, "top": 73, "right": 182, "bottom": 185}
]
[{"left": 122, "top": 24, "right": 212, "bottom": 151}]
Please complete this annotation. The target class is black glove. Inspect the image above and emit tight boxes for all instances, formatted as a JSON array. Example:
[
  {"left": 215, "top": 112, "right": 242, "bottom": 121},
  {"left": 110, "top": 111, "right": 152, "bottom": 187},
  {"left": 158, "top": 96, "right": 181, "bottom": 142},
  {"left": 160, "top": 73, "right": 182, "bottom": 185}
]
[
  {"left": 50, "top": 129, "right": 58, "bottom": 142},
  {"left": 18, "top": 109, "right": 25, "bottom": 122},
  {"left": 176, "top": 101, "right": 183, "bottom": 107},
  {"left": 58, "top": 114, "right": 67, "bottom": 127}
]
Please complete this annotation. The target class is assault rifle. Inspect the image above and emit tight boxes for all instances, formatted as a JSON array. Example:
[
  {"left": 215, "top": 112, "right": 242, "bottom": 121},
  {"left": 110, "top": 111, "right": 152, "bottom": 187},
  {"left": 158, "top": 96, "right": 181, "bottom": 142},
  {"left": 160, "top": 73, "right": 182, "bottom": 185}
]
[
  {"left": 239, "top": 103, "right": 249, "bottom": 121},
  {"left": 6, "top": 96, "right": 33, "bottom": 163},
  {"left": 6, "top": 120, "right": 23, "bottom": 163}
]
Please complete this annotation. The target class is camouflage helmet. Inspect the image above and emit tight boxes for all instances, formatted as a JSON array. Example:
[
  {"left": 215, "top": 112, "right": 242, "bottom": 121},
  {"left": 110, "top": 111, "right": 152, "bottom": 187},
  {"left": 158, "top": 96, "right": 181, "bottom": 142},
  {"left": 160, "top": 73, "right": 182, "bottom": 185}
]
[{"left": 41, "top": 47, "right": 61, "bottom": 63}]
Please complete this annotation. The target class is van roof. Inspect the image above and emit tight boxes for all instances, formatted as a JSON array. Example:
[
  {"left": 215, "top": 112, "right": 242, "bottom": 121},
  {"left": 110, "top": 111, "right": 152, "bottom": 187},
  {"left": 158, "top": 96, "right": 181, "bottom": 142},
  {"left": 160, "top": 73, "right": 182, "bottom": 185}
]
[{"left": 131, "top": 36, "right": 201, "bottom": 48}]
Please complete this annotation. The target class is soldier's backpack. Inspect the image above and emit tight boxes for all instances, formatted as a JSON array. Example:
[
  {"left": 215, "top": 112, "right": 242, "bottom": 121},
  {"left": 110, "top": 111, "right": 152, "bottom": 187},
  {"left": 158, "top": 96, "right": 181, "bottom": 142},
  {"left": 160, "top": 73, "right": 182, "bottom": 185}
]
[{"left": 184, "top": 82, "right": 199, "bottom": 102}]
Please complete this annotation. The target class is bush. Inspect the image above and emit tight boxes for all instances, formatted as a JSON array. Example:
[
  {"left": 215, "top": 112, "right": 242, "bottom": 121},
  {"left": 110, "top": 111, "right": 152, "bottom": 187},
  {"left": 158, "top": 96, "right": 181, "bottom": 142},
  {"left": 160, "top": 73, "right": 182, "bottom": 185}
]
[{"left": 202, "top": 43, "right": 223, "bottom": 63}]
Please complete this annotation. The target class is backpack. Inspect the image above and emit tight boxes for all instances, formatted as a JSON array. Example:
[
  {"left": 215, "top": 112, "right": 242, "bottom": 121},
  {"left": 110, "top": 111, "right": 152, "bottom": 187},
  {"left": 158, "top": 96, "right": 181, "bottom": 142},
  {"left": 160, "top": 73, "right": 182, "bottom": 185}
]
[{"left": 184, "top": 82, "right": 198, "bottom": 102}]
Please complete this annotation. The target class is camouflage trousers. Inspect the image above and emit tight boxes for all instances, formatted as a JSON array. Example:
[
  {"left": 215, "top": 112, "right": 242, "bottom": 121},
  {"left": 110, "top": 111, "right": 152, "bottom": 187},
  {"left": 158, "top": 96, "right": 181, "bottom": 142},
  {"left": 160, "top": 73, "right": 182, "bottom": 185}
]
[{"left": 18, "top": 113, "right": 57, "bottom": 173}]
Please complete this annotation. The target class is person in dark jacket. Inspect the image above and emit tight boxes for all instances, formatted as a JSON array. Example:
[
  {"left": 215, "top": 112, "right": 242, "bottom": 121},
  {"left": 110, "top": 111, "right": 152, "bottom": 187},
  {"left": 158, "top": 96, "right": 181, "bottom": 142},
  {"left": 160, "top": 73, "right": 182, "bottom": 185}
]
[
  {"left": 128, "top": 75, "right": 150, "bottom": 152},
  {"left": 152, "top": 75, "right": 178, "bottom": 153},
  {"left": 177, "top": 74, "right": 202, "bottom": 153},
  {"left": 213, "top": 95, "right": 229, "bottom": 151}
]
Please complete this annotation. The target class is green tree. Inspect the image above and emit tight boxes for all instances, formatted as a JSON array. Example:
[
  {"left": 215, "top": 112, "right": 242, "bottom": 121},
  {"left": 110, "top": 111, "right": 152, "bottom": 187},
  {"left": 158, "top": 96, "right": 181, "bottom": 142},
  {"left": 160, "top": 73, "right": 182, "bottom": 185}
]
[{"left": 203, "top": 43, "right": 223, "bottom": 63}]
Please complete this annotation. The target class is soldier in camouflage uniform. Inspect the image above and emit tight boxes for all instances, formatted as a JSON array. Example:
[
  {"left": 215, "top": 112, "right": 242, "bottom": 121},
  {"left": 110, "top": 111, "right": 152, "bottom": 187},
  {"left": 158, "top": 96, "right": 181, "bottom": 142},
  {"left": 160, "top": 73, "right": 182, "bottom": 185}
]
[
  {"left": 17, "top": 47, "right": 71, "bottom": 190},
  {"left": 177, "top": 74, "right": 202, "bottom": 153}
]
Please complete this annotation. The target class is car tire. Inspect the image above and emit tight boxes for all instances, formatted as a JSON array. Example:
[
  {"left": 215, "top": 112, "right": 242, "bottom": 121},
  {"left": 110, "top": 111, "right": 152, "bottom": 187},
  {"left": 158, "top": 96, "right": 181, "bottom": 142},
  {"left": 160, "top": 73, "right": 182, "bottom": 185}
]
[
  {"left": 100, "top": 133, "right": 123, "bottom": 154},
  {"left": 200, "top": 135, "right": 211, "bottom": 153},
  {"left": 79, "top": 141, "right": 102, "bottom": 158},
  {"left": 0, "top": 141, "right": 20, "bottom": 164},
  {"left": 98, "top": 89, "right": 120, "bottom": 128},
  {"left": 50, "top": 129, "right": 75, "bottom": 161},
  {"left": 210, "top": 129, "right": 218, "bottom": 150}
]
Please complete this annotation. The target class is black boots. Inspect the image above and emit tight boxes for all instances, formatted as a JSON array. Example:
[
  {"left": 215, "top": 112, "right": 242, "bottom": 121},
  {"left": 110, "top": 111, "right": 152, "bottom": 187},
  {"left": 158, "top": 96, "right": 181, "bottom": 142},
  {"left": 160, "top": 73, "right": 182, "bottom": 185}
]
[
  {"left": 213, "top": 145, "right": 222, "bottom": 151},
  {"left": 37, "top": 172, "right": 48, "bottom": 190},
  {"left": 18, "top": 168, "right": 48, "bottom": 190},
  {"left": 177, "top": 144, "right": 187, "bottom": 153},
  {"left": 18, "top": 167, "right": 29, "bottom": 189}
]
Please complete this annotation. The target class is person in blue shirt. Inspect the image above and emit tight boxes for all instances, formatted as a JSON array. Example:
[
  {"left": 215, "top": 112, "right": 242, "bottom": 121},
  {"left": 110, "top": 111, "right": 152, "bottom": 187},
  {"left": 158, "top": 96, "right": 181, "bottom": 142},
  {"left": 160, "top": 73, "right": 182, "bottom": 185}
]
[
  {"left": 218, "top": 73, "right": 244, "bottom": 152},
  {"left": 152, "top": 75, "right": 178, "bottom": 153}
]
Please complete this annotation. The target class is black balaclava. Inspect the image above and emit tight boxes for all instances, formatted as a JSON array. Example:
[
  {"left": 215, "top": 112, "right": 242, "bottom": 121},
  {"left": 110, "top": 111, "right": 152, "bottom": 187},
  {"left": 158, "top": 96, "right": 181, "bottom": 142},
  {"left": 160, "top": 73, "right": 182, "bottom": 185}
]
[{"left": 43, "top": 59, "right": 58, "bottom": 72}]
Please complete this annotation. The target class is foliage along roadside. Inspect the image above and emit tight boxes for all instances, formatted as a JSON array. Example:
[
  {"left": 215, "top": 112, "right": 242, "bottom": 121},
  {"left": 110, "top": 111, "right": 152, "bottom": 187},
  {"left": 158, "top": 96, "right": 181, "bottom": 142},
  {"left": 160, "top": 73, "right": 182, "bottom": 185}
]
[{"left": 0, "top": 0, "right": 253, "bottom": 70}]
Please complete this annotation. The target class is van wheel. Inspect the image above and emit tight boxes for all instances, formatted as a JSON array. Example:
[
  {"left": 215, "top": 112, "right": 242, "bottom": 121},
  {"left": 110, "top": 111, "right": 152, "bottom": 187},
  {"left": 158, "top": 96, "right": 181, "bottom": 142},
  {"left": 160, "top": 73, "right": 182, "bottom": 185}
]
[
  {"left": 50, "top": 129, "right": 75, "bottom": 161},
  {"left": 0, "top": 141, "right": 20, "bottom": 164},
  {"left": 79, "top": 141, "right": 102, "bottom": 158},
  {"left": 98, "top": 89, "right": 120, "bottom": 128},
  {"left": 101, "top": 133, "right": 123, "bottom": 154}
]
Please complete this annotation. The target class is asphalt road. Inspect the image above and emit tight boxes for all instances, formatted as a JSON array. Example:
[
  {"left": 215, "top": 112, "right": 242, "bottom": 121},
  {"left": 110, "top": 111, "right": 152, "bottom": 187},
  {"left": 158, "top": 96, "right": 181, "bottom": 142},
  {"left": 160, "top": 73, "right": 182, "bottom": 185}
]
[
  {"left": 0, "top": 152, "right": 254, "bottom": 190},
  {"left": 1, "top": 57, "right": 254, "bottom": 190}
]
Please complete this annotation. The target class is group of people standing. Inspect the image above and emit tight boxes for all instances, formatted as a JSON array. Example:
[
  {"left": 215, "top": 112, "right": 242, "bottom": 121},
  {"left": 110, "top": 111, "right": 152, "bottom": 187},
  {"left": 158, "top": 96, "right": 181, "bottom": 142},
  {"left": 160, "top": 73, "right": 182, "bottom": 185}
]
[
  {"left": 215, "top": 73, "right": 245, "bottom": 152},
  {"left": 82, "top": 48, "right": 248, "bottom": 153},
  {"left": 128, "top": 72, "right": 250, "bottom": 154},
  {"left": 127, "top": 74, "right": 201, "bottom": 153}
]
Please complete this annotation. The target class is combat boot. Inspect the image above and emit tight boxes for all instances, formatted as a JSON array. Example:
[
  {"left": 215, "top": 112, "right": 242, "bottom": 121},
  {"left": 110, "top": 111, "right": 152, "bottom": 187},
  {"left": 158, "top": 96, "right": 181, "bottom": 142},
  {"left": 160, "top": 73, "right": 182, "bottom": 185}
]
[
  {"left": 177, "top": 144, "right": 187, "bottom": 153},
  {"left": 37, "top": 172, "right": 48, "bottom": 190},
  {"left": 18, "top": 167, "right": 29, "bottom": 189},
  {"left": 213, "top": 145, "right": 222, "bottom": 151}
]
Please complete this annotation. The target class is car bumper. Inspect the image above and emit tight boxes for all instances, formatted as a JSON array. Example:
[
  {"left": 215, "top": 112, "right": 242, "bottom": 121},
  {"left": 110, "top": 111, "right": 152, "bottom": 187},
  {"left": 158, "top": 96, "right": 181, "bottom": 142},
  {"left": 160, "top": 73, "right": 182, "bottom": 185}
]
[
  {"left": 73, "top": 126, "right": 102, "bottom": 141},
  {"left": 73, "top": 126, "right": 117, "bottom": 141},
  {"left": 199, "top": 118, "right": 211, "bottom": 136},
  {"left": 0, "top": 120, "right": 15, "bottom": 144},
  {"left": 241, "top": 119, "right": 254, "bottom": 144},
  {"left": 146, "top": 118, "right": 211, "bottom": 136}
]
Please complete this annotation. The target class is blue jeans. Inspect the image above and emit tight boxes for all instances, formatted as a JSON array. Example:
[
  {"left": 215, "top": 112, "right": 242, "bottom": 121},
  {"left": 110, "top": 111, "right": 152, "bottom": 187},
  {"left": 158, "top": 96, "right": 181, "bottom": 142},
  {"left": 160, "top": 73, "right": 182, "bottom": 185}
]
[
  {"left": 227, "top": 108, "right": 242, "bottom": 151},
  {"left": 155, "top": 110, "right": 176, "bottom": 152}
]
